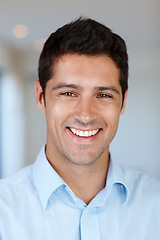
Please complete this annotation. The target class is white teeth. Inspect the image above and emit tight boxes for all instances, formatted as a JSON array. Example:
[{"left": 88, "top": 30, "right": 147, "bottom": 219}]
[{"left": 70, "top": 128, "right": 99, "bottom": 137}]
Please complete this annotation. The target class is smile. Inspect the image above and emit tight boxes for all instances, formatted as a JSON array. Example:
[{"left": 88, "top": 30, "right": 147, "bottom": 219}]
[{"left": 69, "top": 128, "right": 100, "bottom": 137}]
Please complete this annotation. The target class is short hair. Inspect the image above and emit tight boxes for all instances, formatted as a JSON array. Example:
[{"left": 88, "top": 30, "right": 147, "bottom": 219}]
[{"left": 38, "top": 17, "right": 128, "bottom": 101}]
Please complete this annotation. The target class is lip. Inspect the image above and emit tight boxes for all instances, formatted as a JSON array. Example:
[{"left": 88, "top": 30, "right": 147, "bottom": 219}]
[{"left": 66, "top": 127, "right": 102, "bottom": 142}]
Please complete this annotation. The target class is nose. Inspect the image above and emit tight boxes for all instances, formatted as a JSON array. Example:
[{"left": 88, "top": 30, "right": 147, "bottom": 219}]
[{"left": 74, "top": 96, "right": 97, "bottom": 124}]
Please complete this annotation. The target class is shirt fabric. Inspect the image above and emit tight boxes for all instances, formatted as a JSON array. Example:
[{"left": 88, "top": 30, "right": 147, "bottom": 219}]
[{"left": 0, "top": 146, "right": 160, "bottom": 240}]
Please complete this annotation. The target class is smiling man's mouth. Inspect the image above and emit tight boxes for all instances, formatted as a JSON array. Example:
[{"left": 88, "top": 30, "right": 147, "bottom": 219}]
[{"left": 68, "top": 127, "right": 101, "bottom": 137}]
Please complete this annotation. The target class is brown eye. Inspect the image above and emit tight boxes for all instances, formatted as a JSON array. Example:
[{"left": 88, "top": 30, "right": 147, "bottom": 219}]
[
  {"left": 61, "top": 92, "right": 77, "bottom": 97},
  {"left": 97, "top": 93, "right": 112, "bottom": 98}
]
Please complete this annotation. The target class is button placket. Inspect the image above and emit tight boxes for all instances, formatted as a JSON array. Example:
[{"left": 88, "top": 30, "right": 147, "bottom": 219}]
[{"left": 80, "top": 207, "right": 100, "bottom": 240}]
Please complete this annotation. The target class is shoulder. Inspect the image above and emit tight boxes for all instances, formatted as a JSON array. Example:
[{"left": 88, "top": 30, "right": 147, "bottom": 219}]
[
  {"left": 120, "top": 164, "right": 160, "bottom": 202},
  {"left": 0, "top": 165, "right": 34, "bottom": 198}
]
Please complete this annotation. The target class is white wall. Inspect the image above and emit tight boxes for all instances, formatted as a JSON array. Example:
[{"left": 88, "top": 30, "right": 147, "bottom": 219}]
[
  {"left": 110, "top": 47, "right": 160, "bottom": 178},
  {"left": 1, "top": 73, "right": 25, "bottom": 177}
]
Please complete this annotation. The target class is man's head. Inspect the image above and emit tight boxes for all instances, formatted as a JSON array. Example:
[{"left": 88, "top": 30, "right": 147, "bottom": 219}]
[
  {"left": 36, "top": 17, "right": 128, "bottom": 167},
  {"left": 38, "top": 17, "right": 128, "bottom": 102}
]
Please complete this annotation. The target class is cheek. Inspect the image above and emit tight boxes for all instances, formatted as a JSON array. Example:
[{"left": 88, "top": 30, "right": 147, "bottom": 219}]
[
  {"left": 103, "top": 106, "right": 121, "bottom": 129},
  {"left": 45, "top": 102, "right": 71, "bottom": 131},
  {"left": 103, "top": 105, "right": 120, "bottom": 122}
]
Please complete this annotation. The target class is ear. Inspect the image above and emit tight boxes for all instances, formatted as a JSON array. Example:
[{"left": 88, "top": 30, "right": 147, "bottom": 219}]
[
  {"left": 35, "top": 80, "right": 45, "bottom": 113},
  {"left": 120, "top": 90, "right": 128, "bottom": 115}
]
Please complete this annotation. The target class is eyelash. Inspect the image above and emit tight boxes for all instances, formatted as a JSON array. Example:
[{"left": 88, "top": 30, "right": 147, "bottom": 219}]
[
  {"left": 60, "top": 92, "right": 113, "bottom": 99},
  {"left": 97, "top": 93, "right": 112, "bottom": 99},
  {"left": 60, "top": 92, "right": 77, "bottom": 97}
]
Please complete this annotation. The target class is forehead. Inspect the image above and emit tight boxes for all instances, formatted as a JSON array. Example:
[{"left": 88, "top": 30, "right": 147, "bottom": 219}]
[{"left": 50, "top": 54, "right": 120, "bottom": 89}]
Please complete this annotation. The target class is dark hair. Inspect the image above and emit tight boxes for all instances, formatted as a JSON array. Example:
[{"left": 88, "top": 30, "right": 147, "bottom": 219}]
[{"left": 38, "top": 17, "right": 128, "bottom": 101}]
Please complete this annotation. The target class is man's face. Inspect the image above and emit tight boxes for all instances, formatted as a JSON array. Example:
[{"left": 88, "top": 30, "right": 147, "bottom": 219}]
[{"left": 36, "top": 54, "right": 127, "bottom": 166}]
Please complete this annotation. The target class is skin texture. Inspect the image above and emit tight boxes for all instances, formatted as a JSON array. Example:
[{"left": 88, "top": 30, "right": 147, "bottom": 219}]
[{"left": 35, "top": 53, "right": 127, "bottom": 204}]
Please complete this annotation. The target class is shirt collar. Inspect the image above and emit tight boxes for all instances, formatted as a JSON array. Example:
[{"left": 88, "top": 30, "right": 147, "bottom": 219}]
[
  {"left": 106, "top": 158, "right": 129, "bottom": 204},
  {"left": 87, "top": 158, "right": 129, "bottom": 208},
  {"left": 32, "top": 146, "right": 129, "bottom": 210},
  {"left": 32, "top": 145, "right": 66, "bottom": 210}
]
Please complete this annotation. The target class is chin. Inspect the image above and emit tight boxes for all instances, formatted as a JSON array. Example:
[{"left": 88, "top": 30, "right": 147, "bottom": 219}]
[{"left": 65, "top": 151, "right": 104, "bottom": 166}]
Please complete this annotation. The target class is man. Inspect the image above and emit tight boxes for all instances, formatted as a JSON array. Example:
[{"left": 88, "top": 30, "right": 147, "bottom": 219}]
[{"left": 0, "top": 18, "right": 160, "bottom": 240}]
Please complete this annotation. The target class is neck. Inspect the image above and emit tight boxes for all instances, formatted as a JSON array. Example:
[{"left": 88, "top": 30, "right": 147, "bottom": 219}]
[
  {"left": 65, "top": 162, "right": 109, "bottom": 205},
  {"left": 46, "top": 146, "right": 110, "bottom": 205}
]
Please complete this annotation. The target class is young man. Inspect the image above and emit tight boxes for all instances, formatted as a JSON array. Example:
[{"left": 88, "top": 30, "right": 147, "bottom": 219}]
[{"left": 0, "top": 18, "right": 160, "bottom": 240}]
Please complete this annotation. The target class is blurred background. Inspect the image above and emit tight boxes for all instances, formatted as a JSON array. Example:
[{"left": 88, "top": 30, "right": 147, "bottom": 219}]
[{"left": 0, "top": 0, "right": 160, "bottom": 178}]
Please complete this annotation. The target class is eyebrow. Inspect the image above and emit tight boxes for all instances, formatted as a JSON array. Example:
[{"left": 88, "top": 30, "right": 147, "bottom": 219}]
[
  {"left": 52, "top": 83, "right": 83, "bottom": 91},
  {"left": 52, "top": 83, "right": 120, "bottom": 95},
  {"left": 95, "top": 86, "right": 120, "bottom": 95}
]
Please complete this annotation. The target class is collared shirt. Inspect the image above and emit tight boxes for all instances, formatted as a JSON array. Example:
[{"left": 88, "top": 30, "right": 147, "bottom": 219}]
[{"left": 0, "top": 146, "right": 160, "bottom": 240}]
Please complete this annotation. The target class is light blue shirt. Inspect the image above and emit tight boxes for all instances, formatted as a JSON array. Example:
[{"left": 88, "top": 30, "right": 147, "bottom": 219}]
[{"left": 0, "top": 146, "right": 160, "bottom": 240}]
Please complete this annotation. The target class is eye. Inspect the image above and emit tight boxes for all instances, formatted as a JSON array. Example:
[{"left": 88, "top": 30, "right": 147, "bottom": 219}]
[
  {"left": 60, "top": 91, "right": 77, "bottom": 97},
  {"left": 97, "top": 93, "right": 112, "bottom": 99}
]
